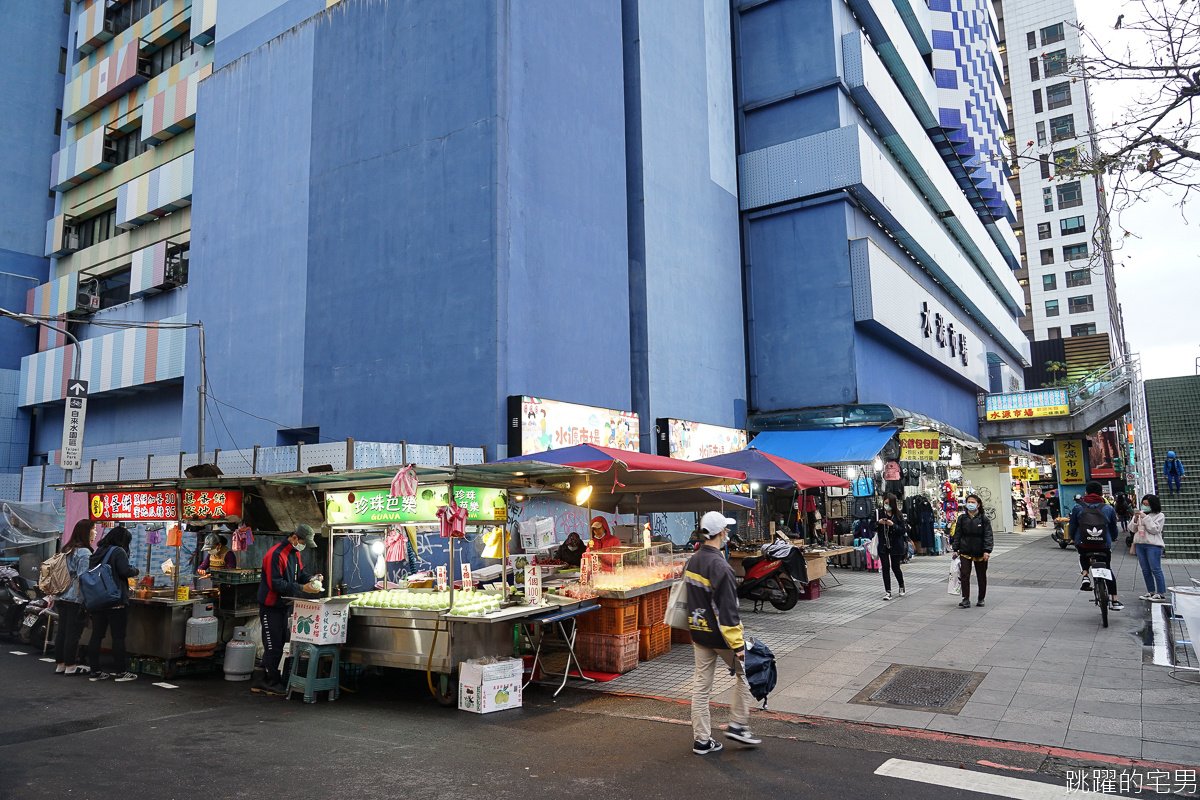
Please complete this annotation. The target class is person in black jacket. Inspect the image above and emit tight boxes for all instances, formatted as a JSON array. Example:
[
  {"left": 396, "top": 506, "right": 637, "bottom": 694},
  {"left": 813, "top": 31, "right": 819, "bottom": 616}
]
[
  {"left": 86, "top": 526, "right": 141, "bottom": 682},
  {"left": 876, "top": 494, "right": 909, "bottom": 601},
  {"left": 254, "top": 524, "right": 322, "bottom": 696},
  {"left": 954, "top": 494, "right": 993, "bottom": 609}
]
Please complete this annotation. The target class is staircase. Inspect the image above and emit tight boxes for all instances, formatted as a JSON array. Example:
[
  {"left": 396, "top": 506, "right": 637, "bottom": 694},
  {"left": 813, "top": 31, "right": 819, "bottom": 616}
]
[{"left": 1143, "top": 375, "right": 1200, "bottom": 560}]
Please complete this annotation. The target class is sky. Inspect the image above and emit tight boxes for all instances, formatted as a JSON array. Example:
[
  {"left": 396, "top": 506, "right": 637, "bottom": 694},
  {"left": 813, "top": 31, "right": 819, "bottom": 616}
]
[{"left": 1072, "top": 0, "right": 1199, "bottom": 380}]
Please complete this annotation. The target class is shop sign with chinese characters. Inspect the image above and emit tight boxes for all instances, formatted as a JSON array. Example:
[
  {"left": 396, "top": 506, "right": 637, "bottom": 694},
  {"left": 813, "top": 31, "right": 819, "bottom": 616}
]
[
  {"left": 984, "top": 389, "right": 1069, "bottom": 421},
  {"left": 899, "top": 431, "right": 939, "bottom": 461},
  {"left": 1056, "top": 439, "right": 1086, "bottom": 484},
  {"left": 508, "top": 395, "right": 640, "bottom": 456},
  {"left": 181, "top": 490, "right": 243, "bottom": 520},
  {"left": 89, "top": 491, "right": 179, "bottom": 521},
  {"left": 656, "top": 418, "right": 747, "bottom": 460},
  {"left": 325, "top": 486, "right": 506, "bottom": 525}
]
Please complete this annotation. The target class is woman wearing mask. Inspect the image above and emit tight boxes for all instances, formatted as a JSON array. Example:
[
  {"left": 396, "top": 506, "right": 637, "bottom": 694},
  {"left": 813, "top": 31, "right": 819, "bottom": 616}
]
[
  {"left": 555, "top": 532, "right": 585, "bottom": 567},
  {"left": 1130, "top": 495, "right": 1167, "bottom": 601},
  {"left": 87, "top": 526, "right": 141, "bottom": 682},
  {"left": 876, "top": 494, "right": 908, "bottom": 601},
  {"left": 196, "top": 533, "right": 236, "bottom": 578},
  {"left": 954, "top": 494, "right": 993, "bottom": 609},
  {"left": 53, "top": 520, "right": 95, "bottom": 676}
]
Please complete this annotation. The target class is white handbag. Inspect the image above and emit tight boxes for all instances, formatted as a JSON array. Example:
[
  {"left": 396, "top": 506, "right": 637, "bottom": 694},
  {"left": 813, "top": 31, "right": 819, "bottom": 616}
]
[{"left": 664, "top": 578, "right": 690, "bottom": 630}]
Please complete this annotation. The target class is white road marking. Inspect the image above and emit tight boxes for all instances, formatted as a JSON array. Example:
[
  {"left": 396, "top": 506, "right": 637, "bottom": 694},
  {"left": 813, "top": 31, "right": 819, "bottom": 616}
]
[
  {"left": 153, "top": 682, "right": 178, "bottom": 689},
  {"left": 1151, "top": 603, "right": 1170, "bottom": 667},
  {"left": 875, "top": 758, "right": 1110, "bottom": 799},
  {"left": 39, "top": 658, "right": 56, "bottom": 663},
  {"left": 9, "top": 651, "right": 27, "bottom": 656}
]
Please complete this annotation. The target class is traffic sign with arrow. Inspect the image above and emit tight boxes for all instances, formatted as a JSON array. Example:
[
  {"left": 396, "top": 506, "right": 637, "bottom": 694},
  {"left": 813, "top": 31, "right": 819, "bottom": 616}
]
[{"left": 61, "top": 380, "right": 87, "bottom": 472}]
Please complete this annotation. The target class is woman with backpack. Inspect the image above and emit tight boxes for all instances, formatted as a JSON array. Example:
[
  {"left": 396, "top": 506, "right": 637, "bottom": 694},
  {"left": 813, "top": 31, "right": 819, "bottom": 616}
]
[
  {"left": 953, "top": 494, "right": 993, "bottom": 608},
  {"left": 86, "top": 526, "right": 141, "bottom": 682},
  {"left": 876, "top": 494, "right": 909, "bottom": 601},
  {"left": 53, "top": 520, "right": 96, "bottom": 676}
]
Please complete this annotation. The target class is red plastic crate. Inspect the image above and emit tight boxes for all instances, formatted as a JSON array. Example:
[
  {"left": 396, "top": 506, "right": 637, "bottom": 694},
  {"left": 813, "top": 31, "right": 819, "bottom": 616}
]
[
  {"left": 638, "top": 623, "right": 671, "bottom": 661},
  {"left": 575, "top": 597, "right": 639, "bottom": 635},
  {"left": 637, "top": 588, "right": 670, "bottom": 628},
  {"left": 576, "top": 631, "right": 640, "bottom": 674}
]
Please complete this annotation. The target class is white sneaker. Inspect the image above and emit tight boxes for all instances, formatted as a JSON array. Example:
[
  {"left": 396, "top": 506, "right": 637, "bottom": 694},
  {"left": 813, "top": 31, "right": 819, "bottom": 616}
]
[
  {"left": 55, "top": 664, "right": 66, "bottom": 674},
  {"left": 882, "top": 592, "right": 892, "bottom": 601},
  {"left": 1139, "top": 593, "right": 1156, "bottom": 601},
  {"left": 899, "top": 587, "right": 906, "bottom": 597}
]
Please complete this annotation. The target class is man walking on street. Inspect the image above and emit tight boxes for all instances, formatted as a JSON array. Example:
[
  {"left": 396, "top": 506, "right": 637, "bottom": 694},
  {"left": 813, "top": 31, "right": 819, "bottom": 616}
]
[{"left": 687, "top": 511, "right": 761, "bottom": 755}]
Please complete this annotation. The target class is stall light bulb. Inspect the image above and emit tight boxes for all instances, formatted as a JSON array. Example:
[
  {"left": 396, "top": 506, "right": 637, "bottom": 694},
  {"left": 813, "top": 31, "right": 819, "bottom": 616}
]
[
  {"left": 513, "top": 494, "right": 525, "bottom": 502},
  {"left": 873, "top": 457, "right": 883, "bottom": 472},
  {"left": 371, "top": 541, "right": 385, "bottom": 555},
  {"left": 847, "top": 466, "right": 857, "bottom": 479},
  {"left": 750, "top": 482, "right": 761, "bottom": 491},
  {"left": 576, "top": 485, "right": 593, "bottom": 504}
]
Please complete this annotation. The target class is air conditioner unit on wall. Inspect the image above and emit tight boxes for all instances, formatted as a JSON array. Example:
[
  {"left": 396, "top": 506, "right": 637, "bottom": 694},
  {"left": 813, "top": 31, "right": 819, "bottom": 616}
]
[
  {"left": 76, "top": 279, "right": 100, "bottom": 313},
  {"left": 61, "top": 225, "right": 80, "bottom": 253},
  {"left": 163, "top": 244, "right": 189, "bottom": 286},
  {"left": 136, "top": 56, "right": 152, "bottom": 79}
]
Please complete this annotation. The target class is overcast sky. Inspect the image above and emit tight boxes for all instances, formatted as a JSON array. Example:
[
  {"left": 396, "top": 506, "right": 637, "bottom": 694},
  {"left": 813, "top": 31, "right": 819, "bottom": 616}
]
[{"left": 1073, "top": 0, "right": 1198, "bottom": 380}]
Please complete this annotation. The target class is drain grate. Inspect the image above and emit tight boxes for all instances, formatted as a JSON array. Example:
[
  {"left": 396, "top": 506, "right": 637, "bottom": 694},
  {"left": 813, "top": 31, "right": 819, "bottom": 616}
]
[
  {"left": 869, "top": 667, "right": 973, "bottom": 708},
  {"left": 851, "top": 664, "right": 988, "bottom": 714}
]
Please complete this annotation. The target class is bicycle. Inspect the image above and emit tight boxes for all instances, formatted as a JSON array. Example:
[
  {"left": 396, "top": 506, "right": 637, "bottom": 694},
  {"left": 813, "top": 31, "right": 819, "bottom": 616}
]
[{"left": 1083, "top": 551, "right": 1114, "bottom": 628}]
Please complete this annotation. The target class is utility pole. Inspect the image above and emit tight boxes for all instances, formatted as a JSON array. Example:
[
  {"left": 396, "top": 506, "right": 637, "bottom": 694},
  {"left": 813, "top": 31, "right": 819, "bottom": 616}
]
[{"left": 197, "top": 321, "right": 206, "bottom": 465}]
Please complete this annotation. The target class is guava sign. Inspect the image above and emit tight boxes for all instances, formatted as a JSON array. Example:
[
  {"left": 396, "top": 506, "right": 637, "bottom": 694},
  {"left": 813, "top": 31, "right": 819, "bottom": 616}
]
[
  {"left": 325, "top": 486, "right": 507, "bottom": 525},
  {"left": 89, "top": 491, "right": 179, "bottom": 521}
]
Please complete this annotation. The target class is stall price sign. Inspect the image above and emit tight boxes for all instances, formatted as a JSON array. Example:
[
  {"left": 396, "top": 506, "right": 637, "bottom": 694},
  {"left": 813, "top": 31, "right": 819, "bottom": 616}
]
[
  {"left": 900, "top": 431, "right": 939, "bottom": 462},
  {"left": 89, "top": 491, "right": 179, "bottom": 522},
  {"left": 325, "top": 486, "right": 506, "bottom": 525},
  {"left": 985, "top": 389, "right": 1069, "bottom": 421},
  {"left": 1056, "top": 439, "right": 1086, "bottom": 484},
  {"left": 460, "top": 563, "right": 473, "bottom": 590},
  {"left": 181, "top": 490, "right": 243, "bottom": 520},
  {"left": 436, "top": 566, "right": 448, "bottom": 592},
  {"left": 524, "top": 565, "right": 542, "bottom": 605}
]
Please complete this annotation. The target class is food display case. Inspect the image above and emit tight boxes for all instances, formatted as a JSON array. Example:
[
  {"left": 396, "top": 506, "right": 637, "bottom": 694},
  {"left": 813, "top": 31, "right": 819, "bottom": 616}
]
[{"left": 591, "top": 544, "right": 674, "bottom": 598}]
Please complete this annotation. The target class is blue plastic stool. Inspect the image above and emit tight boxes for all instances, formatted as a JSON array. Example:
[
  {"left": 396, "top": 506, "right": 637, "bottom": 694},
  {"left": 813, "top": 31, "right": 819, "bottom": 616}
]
[{"left": 286, "top": 643, "right": 340, "bottom": 703}]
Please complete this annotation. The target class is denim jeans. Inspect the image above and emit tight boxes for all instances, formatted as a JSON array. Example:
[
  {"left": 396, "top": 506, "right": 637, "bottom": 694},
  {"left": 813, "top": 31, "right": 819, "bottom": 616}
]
[
  {"left": 1135, "top": 543, "right": 1166, "bottom": 594},
  {"left": 1166, "top": 475, "right": 1181, "bottom": 493}
]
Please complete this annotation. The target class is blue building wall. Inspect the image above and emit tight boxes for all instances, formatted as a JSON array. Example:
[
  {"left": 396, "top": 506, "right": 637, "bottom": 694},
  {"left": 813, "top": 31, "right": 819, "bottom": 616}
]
[
  {"left": 623, "top": 0, "right": 746, "bottom": 445},
  {"left": 214, "top": 0, "right": 325, "bottom": 70},
  {"left": 33, "top": 386, "right": 185, "bottom": 455},
  {"left": 188, "top": 0, "right": 631, "bottom": 455}
]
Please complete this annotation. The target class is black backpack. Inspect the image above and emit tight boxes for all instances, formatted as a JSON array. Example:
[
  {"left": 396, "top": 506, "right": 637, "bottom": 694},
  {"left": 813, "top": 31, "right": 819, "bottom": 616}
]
[
  {"left": 742, "top": 638, "right": 777, "bottom": 708},
  {"left": 1077, "top": 504, "right": 1109, "bottom": 547}
]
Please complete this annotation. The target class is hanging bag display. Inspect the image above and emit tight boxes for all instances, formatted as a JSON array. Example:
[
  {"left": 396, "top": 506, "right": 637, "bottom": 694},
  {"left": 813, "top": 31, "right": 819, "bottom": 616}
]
[
  {"left": 851, "top": 476, "right": 875, "bottom": 497},
  {"left": 852, "top": 496, "right": 874, "bottom": 519},
  {"left": 79, "top": 548, "right": 123, "bottom": 611}
]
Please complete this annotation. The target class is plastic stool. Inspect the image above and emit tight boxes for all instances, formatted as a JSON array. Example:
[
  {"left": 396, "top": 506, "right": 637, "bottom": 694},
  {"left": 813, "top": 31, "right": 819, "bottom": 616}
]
[{"left": 286, "top": 643, "right": 340, "bottom": 703}]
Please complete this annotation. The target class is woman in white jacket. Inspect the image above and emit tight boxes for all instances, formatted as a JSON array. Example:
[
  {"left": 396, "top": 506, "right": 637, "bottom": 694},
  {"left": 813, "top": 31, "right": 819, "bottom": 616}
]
[{"left": 1130, "top": 494, "right": 1167, "bottom": 601}]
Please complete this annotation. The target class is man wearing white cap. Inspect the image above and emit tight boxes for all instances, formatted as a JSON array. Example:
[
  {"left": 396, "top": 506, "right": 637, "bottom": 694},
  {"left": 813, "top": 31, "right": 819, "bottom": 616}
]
[{"left": 686, "top": 510, "right": 761, "bottom": 755}]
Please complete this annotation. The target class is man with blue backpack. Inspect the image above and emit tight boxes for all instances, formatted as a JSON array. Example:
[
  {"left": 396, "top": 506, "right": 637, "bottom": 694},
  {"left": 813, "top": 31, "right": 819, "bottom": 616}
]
[{"left": 1070, "top": 482, "right": 1123, "bottom": 611}]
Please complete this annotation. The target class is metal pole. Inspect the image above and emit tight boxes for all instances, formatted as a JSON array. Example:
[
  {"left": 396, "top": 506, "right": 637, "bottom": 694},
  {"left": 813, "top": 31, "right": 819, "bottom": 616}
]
[{"left": 196, "top": 321, "right": 206, "bottom": 465}]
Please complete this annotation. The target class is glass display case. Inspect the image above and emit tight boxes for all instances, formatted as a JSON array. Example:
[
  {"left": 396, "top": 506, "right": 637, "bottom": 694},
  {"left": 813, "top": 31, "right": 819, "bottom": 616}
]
[{"left": 591, "top": 544, "right": 674, "bottom": 591}]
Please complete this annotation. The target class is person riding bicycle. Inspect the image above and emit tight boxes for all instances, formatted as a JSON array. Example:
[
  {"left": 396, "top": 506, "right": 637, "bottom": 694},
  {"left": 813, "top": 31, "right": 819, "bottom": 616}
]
[{"left": 1070, "top": 481, "right": 1122, "bottom": 611}]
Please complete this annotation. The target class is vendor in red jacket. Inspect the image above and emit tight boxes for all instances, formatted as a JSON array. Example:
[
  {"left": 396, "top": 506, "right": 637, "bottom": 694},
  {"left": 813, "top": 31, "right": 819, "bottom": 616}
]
[
  {"left": 253, "top": 524, "right": 322, "bottom": 696},
  {"left": 588, "top": 517, "right": 620, "bottom": 550}
]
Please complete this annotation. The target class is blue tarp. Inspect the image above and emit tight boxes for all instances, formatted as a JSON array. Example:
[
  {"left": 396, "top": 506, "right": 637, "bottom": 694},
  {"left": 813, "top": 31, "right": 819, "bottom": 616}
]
[{"left": 749, "top": 427, "right": 896, "bottom": 466}]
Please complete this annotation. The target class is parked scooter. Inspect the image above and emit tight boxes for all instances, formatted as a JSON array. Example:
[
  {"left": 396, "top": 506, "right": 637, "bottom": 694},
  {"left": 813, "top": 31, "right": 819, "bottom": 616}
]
[
  {"left": 18, "top": 593, "right": 54, "bottom": 649},
  {"left": 1051, "top": 517, "right": 1072, "bottom": 549},
  {"left": 0, "top": 566, "right": 42, "bottom": 638},
  {"left": 730, "top": 535, "right": 806, "bottom": 611}
]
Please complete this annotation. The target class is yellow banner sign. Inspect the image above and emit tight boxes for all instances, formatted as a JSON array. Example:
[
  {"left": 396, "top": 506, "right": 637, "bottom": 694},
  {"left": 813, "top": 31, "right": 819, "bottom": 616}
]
[
  {"left": 899, "top": 431, "right": 940, "bottom": 461},
  {"left": 1056, "top": 439, "right": 1086, "bottom": 484}
]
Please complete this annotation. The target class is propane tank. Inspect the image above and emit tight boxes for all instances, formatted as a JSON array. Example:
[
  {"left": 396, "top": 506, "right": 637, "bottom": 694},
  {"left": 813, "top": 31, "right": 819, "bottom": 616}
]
[
  {"left": 223, "top": 628, "right": 256, "bottom": 681},
  {"left": 185, "top": 615, "right": 219, "bottom": 657}
]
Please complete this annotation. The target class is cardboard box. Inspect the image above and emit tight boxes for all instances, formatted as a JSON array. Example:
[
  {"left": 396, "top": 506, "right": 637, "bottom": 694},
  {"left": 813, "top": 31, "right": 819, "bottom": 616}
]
[
  {"left": 518, "top": 517, "right": 556, "bottom": 550},
  {"left": 290, "top": 597, "right": 352, "bottom": 645},
  {"left": 458, "top": 658, "right": 523, "bottom": 714}
]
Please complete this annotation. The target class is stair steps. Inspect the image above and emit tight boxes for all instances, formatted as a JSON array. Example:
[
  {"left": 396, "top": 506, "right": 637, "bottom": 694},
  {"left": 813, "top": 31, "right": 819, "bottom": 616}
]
[{"left": 1143, "top": 376, "right": 1200, "bottom": 560}]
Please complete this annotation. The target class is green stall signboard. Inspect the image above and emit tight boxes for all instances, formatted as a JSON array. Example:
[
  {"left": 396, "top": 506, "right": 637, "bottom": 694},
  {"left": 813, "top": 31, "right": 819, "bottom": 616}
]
[{"left": 325, "top": 486, "right": 507, "bottom": 525}]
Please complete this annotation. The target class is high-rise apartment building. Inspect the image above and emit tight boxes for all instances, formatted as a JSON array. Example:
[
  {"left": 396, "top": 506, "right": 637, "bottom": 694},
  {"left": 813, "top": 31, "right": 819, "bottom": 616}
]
[{"left": 993, "top": 0, "right": 1126, "bottom": 354}]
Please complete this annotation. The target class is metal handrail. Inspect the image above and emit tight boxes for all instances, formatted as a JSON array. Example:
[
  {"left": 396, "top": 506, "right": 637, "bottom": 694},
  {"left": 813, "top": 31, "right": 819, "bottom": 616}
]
[{"left": 1066, "top": 355, "right": 1137, "bottom": 417}]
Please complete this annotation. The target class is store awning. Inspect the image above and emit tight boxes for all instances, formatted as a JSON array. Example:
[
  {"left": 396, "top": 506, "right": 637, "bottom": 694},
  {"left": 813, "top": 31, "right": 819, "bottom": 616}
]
[
  {"left": 749, "top": 427, "right": 896, "bottom": 466},
  {"left": 696, "top": 449, "right": 849, "bottom": 489}
]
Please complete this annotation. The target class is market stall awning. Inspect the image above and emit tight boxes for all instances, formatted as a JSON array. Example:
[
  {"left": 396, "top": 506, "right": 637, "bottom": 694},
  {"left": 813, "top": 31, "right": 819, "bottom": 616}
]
[
  {"left": 494, "top": 444, "right": 746, "bottom": 493},
  {"left": 586, "top": 487, "right": 756, "bottom": 514},
  {"left": 748, "top": 427, "right": 896, "bottom": 466},
  {"left": 696, "top": 448, "right": 849, "bottom": 489}
]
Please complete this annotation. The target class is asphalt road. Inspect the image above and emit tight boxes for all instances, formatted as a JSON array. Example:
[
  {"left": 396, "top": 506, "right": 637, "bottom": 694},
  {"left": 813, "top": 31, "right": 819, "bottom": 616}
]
[{"left": 0, "top": 648, "right": 1159, "bottom": 800}]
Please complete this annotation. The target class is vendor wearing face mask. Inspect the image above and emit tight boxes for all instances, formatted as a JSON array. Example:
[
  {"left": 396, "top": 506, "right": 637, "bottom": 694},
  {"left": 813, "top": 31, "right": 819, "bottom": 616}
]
[
  {"left": 588, "top": 518, "right": 620, "bottom": 550},
  {"left": 197, "top": 533, "right": 236, "bottom": 578},
  {"left": 556, "top": 531, "right": 585, "bottom": 567},
  {"left": 254, "top": 524, "right": 322, "bottom": 696}
]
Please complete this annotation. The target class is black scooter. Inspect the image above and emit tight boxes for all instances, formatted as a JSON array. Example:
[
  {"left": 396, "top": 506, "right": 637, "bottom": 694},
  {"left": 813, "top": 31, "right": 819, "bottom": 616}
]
[{"left": 0, "top": 567, "right": 40, "bottom": 638}]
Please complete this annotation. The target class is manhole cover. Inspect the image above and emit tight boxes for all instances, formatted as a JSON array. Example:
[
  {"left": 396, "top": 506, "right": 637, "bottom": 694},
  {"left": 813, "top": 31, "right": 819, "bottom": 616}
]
[
  {"left": 850, "top": 664, "right": 987, "bottom": 714},
  {"left": 869, "top": 667, "right": 972, "bottom": 708}
]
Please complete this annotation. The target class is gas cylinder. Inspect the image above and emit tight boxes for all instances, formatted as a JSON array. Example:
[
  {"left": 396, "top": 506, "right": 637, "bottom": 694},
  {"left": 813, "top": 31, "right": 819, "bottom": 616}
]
[
  {"left": 223, "top": 633, "right": 257, "bottom": 682},
  {"left": 185, "top": 615, "right": 219, "bottom": 657}
]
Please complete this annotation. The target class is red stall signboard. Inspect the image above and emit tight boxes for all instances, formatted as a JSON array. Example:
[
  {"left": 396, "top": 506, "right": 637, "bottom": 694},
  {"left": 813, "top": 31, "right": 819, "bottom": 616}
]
[
  {"left": 181, "top": 490, "right": 243, "bottom": 520},
  {"left": 89, "top": 491, "right": 179, "bottom": 522}
]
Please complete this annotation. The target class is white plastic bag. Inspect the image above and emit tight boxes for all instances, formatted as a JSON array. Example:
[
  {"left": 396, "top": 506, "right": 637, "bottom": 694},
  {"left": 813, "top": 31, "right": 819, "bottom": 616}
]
[
  {"left": 866, "top": 535, "right": 878, "bottom": 559},
  {"left": 664, "top": 578, "right": 689, "bottom": 630},
  {"left": 948, "top": 556, "right": 961, "bottom": 595}
]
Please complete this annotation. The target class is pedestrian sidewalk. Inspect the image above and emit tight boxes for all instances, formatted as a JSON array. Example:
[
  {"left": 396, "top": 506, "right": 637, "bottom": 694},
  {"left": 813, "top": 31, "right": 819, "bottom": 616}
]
[{"left": 587, "top": 526, "right": 1200, "bottom": 765}]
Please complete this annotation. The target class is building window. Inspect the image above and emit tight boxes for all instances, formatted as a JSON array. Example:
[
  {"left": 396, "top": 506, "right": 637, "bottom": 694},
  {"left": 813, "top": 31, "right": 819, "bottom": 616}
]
[
  {"left": 1048, "top": 327, "right": 1062, "bottom": 339},
  {"left": 1057, "top": 181, "right": 1083, "bottom": 209},
  {"left": 106, "top": 0, "right": 169, "bottom": 38},
  {"left": 1046, "top": 81, "right": 1072, "bottom": 109},
  {"left": 1033, "top": 89, "right": 1044, "bottom": 114},
  {"left": 1053, "top": 147, "right": 1079, "bottom": 173},
  {"left": 1036, "top": 121, "right": 1047, "bottom": 146},
  {"left": 1027, "top": 31, "right": 1037, "bottom": 50},
  {"left": 1050, "top": 114, "right": 1076, "bottom": 141},
  {"left": 1071, "top": 323, "right": 1097, "bottom": 337},
  {"left": 96, "top": 268, "right": 132, "bottom": 310},
  {"left": 1029, "top": 57, "right": 1040, "bottom": 81},
  {"left": 1045, "top": 299, "right": 1060, "bottom": 317},
  {"left": 1043, "top": 187, "right": 1054, "bottom": 211},
  {"left": 59, "top": 47, "right": 67, "bottom": 74},
  {"left": 54, "top": 109, "right": 62, "bottom": 136},
  {"left": 111, "top": 130, "right": 149, "bottom": 165},
  {"left": 1041, "top": 23, "right": 1065, "bottom": 46},
  {"left": 1040, "top": 155, "right": 1051, "bottom": 179},
  {"left": 148, "top": 36, "right": 195, "bottom": 77},
  {"left": 1040, "top": 248, "right": 1055, "bottom": 265},
  {"left": 77, "top": 209, "right": 117, "bottom": 250},
  {"left": 1038, "top": 222, "right": 1053, "bottom": 240},
  {"left": 1043, "top": 273, "right": 1057, "bottom": 290},
  {"left": 1060, "top": 215, "right": 1086, "bottom": 235},
  {"left": 1043, "top": 49, "right": 1068, "bottom": 78},
  {"left": 1068, "top": 295, "right": 1094, "bottom": 314},
  {"left": 1063, "top": 244, "right": 1089, "bottom": 263}
]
